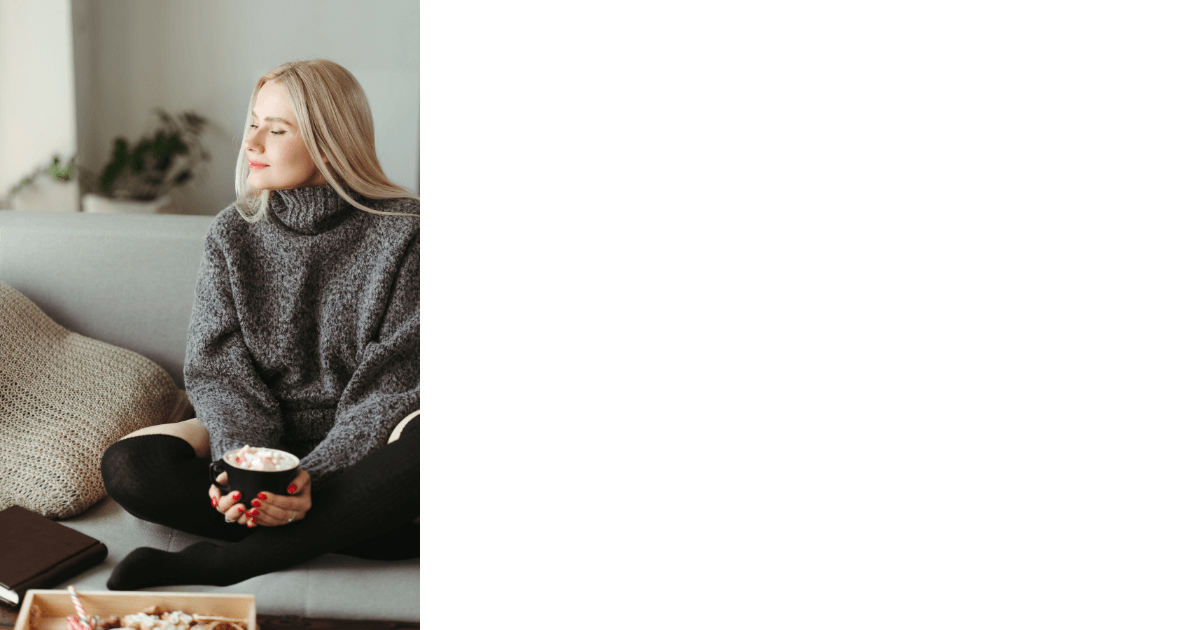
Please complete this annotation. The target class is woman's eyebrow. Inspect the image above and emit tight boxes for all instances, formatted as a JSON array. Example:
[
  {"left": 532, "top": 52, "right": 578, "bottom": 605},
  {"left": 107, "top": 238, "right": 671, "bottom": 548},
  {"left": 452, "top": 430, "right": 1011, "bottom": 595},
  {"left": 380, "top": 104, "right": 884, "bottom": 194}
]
[{"left": 251, "top": 111, "right": 295, "bottom": 126}]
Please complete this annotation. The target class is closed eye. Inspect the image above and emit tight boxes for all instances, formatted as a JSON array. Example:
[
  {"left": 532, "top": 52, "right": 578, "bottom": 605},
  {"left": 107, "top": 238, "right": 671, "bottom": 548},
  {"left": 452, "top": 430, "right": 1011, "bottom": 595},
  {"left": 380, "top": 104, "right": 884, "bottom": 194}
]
[{"left": 250, "top": 124, "right": 285, "bottom": 136}]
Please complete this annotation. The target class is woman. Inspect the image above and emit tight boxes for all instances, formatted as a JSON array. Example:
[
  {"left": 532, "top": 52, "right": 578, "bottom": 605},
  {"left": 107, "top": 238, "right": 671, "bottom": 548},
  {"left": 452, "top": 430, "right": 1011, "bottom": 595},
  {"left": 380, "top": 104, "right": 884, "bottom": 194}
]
[{"left": 100, "top": 59, "right": 420, "bottom": 590}]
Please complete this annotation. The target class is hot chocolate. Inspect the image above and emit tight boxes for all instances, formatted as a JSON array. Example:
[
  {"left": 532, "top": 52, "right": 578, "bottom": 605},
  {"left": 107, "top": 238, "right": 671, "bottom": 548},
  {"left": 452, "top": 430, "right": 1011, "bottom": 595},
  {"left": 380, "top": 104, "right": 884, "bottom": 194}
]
[{"left": 224, "top": 445, "right": 298, "bottom": 472}]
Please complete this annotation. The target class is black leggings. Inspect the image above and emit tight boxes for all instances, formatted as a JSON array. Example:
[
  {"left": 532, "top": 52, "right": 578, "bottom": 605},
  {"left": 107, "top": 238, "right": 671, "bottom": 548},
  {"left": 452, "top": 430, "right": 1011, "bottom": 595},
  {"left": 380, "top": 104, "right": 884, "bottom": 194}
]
[{"left": 99, "top": 419, "right": 418, "bottom": 587}]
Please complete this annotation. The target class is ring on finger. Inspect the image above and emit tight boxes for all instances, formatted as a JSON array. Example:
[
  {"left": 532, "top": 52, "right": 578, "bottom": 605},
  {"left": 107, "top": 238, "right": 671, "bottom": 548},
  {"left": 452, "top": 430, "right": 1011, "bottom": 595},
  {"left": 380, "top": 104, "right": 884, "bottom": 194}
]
[{"left": 287, "top": 510, "right": 296, "bottom": 523}]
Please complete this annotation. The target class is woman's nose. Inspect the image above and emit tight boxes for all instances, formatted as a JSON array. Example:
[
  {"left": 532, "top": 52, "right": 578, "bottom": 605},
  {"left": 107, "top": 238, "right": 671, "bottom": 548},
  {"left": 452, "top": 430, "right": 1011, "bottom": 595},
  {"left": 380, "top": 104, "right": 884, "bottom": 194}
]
[{"left": 243, "top": 130, "right": 262, "bottom": 153}]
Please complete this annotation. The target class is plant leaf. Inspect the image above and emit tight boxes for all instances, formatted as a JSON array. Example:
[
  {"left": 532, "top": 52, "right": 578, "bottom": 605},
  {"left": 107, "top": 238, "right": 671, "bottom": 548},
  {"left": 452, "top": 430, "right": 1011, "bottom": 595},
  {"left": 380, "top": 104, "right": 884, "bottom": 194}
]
[{"left": 100, "top": 139, "right": 130, "bottom": 193}]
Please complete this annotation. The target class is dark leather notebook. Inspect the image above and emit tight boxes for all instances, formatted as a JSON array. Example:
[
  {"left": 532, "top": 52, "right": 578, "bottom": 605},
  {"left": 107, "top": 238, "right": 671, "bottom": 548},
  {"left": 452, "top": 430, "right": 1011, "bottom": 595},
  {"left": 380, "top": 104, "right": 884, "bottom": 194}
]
[{"left": 0, "top": 505, "right": 107, "bottom": 607}]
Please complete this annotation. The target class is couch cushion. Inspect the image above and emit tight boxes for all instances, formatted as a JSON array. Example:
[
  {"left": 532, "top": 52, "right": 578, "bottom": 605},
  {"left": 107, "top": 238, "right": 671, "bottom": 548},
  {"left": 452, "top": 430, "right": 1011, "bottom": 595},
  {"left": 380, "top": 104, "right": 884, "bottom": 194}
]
[{"left": 0, "top": 281, "right": 181, "bottom": 519}]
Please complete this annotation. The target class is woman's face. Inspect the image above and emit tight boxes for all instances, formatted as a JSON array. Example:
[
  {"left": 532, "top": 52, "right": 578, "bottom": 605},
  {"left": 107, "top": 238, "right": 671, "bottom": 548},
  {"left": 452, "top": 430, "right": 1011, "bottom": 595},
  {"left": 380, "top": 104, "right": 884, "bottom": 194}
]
[{"left": 243, "top": 80, "right": 328, "bottom": 190}]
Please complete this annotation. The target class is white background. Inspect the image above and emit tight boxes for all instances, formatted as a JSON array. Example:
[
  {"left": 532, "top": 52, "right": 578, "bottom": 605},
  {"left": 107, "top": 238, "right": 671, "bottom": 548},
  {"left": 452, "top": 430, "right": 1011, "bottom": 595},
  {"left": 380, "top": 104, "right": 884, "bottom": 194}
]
[{"left": 427, "top": 1, "right": 1200, "bottom": 628}]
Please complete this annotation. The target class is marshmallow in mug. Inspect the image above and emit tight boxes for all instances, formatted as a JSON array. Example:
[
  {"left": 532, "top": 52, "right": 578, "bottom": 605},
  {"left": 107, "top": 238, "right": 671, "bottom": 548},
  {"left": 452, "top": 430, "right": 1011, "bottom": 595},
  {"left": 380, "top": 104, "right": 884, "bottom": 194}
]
[{"left": 226, "top": 445, "right": 297, "bottom": 472}]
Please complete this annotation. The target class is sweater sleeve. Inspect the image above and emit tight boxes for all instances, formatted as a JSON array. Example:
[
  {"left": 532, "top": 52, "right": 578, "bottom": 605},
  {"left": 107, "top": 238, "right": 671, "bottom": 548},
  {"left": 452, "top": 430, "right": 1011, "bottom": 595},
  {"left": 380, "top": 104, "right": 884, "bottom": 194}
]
[
  {"left": 184, "top": 230, "right": 286, "bottom": 462},
  {"left": 299, "top": 232, "right": 420, "bottom": 488}
]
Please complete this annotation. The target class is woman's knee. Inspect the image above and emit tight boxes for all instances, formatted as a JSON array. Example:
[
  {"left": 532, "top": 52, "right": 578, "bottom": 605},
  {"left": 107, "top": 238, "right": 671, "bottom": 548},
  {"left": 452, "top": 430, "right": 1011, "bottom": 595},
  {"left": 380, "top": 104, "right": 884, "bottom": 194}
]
[
  {"left": 100, "top": 435, "right": 149, "bottom": 503},
  {"left": 330, "top": 424, "right": 419, "bottom": 502},
  {"left": 101, "top": 428, "right": 206, "bottom": 499},
  {"left": 100, "top": 432, "right": 212, "bottom": 526}
]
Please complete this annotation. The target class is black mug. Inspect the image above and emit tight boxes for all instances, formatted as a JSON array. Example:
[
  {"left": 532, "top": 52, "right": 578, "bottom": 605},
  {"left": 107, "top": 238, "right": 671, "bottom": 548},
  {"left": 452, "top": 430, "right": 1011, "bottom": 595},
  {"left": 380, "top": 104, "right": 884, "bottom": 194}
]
[{"left": 209, "top": 447, "right": 300, "bottom": 502}]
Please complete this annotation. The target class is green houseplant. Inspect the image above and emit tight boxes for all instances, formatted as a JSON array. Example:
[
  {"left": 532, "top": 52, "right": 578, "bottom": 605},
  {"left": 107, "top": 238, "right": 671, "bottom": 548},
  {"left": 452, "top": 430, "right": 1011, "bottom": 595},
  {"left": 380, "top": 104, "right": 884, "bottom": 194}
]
[
  {"left": 2, "top": 154, "right": 78, "bottom": 211},
  {"left": 6, "top": 154, "right": 75, "bottom": 198},
  {"left": 84, "top": 109, "right": 210, "bottom": 213}
]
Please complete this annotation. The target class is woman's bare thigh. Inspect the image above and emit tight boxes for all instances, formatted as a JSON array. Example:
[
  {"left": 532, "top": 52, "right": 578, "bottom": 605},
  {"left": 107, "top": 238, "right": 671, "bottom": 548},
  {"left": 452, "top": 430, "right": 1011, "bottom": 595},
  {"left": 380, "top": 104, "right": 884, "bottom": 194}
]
[{"left": 121, "top": 418, "right": 211, "bottom": 460}]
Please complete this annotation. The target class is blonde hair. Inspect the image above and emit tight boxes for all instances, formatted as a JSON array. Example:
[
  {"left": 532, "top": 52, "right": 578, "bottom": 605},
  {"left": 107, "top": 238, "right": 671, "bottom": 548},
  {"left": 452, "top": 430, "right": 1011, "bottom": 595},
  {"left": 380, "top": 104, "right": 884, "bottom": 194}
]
[{"left": 234, "top": 59, "right": 418, "bottom": 222}]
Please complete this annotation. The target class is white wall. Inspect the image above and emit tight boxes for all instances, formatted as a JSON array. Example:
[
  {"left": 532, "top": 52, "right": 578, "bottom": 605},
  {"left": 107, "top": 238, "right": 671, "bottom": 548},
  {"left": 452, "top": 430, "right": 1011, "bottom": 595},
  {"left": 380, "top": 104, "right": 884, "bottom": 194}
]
[
  {"left": 72, "top": 0, "right": 419, "bottom": 216},
  {"left": 0, "top": 0, "right": 76, "bottom": 205}
]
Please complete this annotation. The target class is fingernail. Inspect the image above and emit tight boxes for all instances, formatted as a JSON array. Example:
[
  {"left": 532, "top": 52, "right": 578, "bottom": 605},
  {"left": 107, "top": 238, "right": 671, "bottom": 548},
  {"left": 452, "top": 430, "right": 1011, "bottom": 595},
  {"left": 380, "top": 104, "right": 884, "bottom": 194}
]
[
  {"left": 287, "top": 484, "right": 297, "bottom": 494},
  {"left": 248, "top": 508, "right": 259, "bottom": 516},
  {"left": 211, "top": 497, "right": 217, "bottom": 507},
  {"left": 249, "top": 518, "right": 257, "bottom": 526},
  {"left": 236, "top": 505, "right": 244, "bottom": 513},
  {"left": 231, "top": 491, "right": 241, "bottom": 501},
  {"left": 251, "top": 499, "right": 261, "bottom": 507},
  {"left": 257, "top": 492, "right": 268, "bottom": 501}
]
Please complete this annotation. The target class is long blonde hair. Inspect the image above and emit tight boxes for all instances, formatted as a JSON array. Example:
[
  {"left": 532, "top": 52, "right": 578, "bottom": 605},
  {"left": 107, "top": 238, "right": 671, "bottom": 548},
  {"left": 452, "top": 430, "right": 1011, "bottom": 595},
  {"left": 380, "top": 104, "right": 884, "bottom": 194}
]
[{"left": 234, "top": 59, "right": 418, "bottom": 222}]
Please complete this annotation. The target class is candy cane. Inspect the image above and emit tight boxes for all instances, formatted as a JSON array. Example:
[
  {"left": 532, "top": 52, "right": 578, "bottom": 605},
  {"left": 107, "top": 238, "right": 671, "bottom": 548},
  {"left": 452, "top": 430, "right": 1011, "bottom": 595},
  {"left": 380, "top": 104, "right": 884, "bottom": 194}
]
[{"left": 67, "top": 586, "right": 90, "bottom": 629}]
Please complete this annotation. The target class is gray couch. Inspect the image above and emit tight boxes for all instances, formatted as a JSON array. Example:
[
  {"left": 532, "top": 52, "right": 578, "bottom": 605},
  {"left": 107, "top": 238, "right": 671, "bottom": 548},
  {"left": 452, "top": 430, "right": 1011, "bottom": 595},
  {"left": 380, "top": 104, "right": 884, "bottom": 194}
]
[{"left": 0, "top": 210, "right": 419, "bottom": 623}]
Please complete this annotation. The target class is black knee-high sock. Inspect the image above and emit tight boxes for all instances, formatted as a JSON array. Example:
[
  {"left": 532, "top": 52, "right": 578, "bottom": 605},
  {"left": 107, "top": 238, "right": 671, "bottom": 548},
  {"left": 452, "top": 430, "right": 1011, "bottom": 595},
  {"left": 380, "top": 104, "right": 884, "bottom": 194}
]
[
  {"left": 101, "top": 434, "right": 251, "bottom": 542},
  {"left": 107, "top": 419, "right": 419, "bottom": 590}
]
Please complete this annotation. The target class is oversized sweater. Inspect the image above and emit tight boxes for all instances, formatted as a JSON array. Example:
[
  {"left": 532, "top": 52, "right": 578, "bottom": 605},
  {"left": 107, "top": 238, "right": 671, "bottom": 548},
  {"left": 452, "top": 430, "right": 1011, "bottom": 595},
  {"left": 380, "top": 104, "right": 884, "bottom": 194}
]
[{"left": 184, "top": 185, "right": 420, "bottom": 488}]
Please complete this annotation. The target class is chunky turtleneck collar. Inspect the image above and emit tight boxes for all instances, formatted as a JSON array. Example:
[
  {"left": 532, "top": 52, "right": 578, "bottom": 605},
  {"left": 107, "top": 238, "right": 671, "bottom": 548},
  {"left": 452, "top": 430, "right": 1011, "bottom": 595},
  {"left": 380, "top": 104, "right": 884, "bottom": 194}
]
[{"left": 268, "top": 185, "right": 355, "bottom": 235}]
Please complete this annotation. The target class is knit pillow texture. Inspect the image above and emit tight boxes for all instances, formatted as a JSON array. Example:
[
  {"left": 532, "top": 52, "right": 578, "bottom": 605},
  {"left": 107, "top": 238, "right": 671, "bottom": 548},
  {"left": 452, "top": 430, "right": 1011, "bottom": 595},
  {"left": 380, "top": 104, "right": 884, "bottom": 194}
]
[{"left": 0, "top": 280, "right": 182, "bottom": 519}]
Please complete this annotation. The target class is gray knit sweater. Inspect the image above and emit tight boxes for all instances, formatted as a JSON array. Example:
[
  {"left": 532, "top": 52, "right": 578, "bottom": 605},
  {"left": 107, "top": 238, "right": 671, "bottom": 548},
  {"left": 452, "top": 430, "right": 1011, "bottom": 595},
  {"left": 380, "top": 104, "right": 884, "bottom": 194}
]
[{"left": 184, "top": 185, "right": 419, "bottom": 488}]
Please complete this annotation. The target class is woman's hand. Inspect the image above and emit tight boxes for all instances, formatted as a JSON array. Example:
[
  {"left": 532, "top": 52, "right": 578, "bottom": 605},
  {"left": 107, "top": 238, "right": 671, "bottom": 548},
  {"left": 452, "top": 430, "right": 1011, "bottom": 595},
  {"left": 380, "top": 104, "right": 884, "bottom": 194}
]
[{"left": 209, "top": 468, "right": 313, "bottom": 527}]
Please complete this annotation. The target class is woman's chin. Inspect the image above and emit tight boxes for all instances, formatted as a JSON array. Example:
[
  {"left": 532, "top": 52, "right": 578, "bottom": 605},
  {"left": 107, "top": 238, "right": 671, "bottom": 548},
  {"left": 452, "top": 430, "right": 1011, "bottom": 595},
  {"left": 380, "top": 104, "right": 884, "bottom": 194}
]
[{"left": 247, "top": 173, "right": 274, "bottom": 190}]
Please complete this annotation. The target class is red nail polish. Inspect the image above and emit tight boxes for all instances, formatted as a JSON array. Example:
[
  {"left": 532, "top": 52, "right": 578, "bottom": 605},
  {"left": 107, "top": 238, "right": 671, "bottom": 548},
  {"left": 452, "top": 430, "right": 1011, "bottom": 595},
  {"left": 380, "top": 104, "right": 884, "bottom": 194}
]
[
  {"left": 236, "top": 505, "right": 244, "bottom": 513},
  {"left": 249, "top": 518, "right": 257, "bottom": 526},
  {"left": 248, "top": 508, "right": 259, "bottom": 516},
  {"left": 257, "top": 492, "right": 268, "bottom": 501},
  {"left": 211, "top": 497, "right": 217, "bottom": 507},
  {"left": 231, "top": 492, "right": 241, "bottom": 501},
  {"left": 287, "top": 484, "right": 297, "bottom": 494},
  {"left": 251, "top": 499, "right": 261, "bottom": 507}
]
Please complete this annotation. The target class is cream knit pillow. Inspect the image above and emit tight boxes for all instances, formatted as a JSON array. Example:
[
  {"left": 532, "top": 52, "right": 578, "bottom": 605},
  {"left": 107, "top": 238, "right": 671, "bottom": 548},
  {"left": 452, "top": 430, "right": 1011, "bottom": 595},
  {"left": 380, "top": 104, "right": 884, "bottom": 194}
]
[{"left": 0, "top": 280, "right": 182, "bottom": 519}]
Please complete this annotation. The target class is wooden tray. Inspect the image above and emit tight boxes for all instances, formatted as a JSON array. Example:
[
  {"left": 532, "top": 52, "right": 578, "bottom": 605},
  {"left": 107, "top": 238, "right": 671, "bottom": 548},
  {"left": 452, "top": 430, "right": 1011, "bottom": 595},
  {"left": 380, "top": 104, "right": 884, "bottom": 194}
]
[{"left": 13, "top": 590, "right": 255, "bottom": 630}]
